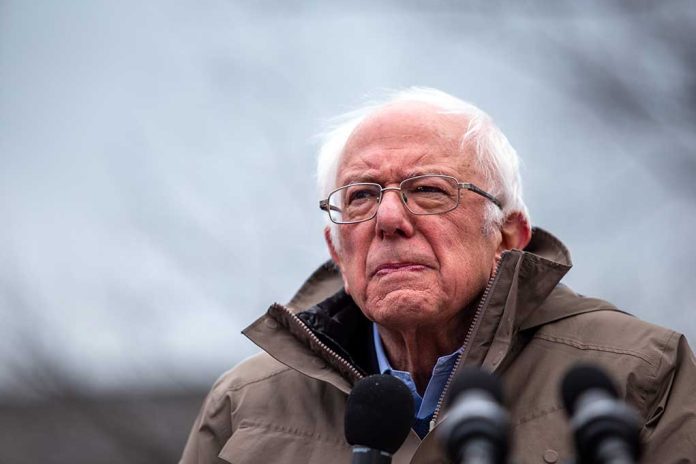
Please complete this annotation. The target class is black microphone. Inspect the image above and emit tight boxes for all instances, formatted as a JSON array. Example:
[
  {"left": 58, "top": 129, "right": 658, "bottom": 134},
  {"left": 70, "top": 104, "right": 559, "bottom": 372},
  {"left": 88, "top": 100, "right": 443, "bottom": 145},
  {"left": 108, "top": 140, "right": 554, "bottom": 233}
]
[
  {"left": 561, "top": 364, "right": 642, "bottom": 464},
  {"left": 438, "top": 367, "right": 510, "bottom": 464},
  {"left": 344, "top": 374, "right": 414, "bottom": 464}
]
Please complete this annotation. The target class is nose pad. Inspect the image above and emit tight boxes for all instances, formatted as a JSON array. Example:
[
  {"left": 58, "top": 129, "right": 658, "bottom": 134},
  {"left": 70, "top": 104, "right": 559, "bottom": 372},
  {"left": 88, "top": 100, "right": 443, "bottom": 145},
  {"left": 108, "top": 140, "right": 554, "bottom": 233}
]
[{"left": 401, "top": 192, "right": 408, "bottom": 204}]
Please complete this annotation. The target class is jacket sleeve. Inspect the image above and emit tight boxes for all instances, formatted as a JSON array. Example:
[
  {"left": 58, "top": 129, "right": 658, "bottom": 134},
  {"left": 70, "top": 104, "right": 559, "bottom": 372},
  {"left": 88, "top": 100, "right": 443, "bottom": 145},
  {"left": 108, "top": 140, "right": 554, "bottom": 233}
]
[
  {"left": 641, "top": 333, "right": 696, "bottom": 462},
  {"left": 179, "top": 378, "right": 234, "bottom": 464}
]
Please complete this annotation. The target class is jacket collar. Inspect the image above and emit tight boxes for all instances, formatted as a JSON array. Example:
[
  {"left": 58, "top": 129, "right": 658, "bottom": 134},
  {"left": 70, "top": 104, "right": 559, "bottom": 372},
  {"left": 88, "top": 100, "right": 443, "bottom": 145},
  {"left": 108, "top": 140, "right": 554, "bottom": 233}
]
[
  {"left": 243, "top": 227, "right": 583, "bottom": 390},
  {"left": 465, "top": 227, "right": 572, "bottom": 372}
]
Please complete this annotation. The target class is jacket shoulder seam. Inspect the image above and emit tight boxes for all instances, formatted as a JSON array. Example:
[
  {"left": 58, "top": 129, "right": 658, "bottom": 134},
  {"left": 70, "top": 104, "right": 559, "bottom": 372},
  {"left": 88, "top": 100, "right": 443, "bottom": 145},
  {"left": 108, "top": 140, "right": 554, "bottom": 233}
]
[
  {"left": 209, "top": 364, "right": 294, "bottom": 404},
  {"left": 534, "top": 333, "right": 657, "bottom": 367},
  {"left": 226, "top": 366, "right": 294, "bottom": 393},
  {"left": 237, "top": 419, "right": 347, "bottom": 447}
]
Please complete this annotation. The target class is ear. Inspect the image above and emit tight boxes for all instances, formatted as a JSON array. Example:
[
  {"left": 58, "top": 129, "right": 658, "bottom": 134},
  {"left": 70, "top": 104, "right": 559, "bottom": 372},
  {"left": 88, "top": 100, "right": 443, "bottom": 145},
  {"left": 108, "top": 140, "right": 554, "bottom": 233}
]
[
  {"left": 324, "top": 226, "right": 351, "bottom": 294},
  {"left": 496, "top": 212, "right": 532, "bottom": 259}
]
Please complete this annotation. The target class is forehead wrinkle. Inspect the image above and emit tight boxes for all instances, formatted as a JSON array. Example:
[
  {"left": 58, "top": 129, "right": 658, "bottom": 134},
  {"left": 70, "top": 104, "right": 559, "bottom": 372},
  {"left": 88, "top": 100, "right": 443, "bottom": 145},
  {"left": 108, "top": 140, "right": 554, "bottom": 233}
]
[
  {"left": 338, "top": 151, "right": 431, "bottom": 185},
  {"left": 338, "top": 148, "right": 473, "bottom": 186},
  {"left": 346, "top": 129, "right": 458, "bottom": 158},
  {"left": 336, "top": 104, "right": 477, "bottom": 186},
  {"left": 343, "top": 106, "right": 464, "bottom": 153}
]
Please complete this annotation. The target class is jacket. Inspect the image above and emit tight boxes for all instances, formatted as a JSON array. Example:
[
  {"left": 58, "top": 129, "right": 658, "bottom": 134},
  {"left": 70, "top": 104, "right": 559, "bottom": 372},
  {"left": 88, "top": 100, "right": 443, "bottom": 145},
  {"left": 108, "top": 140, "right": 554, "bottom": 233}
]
[{"left": 180, "top": 228, "right": 696, "bottom": 463}]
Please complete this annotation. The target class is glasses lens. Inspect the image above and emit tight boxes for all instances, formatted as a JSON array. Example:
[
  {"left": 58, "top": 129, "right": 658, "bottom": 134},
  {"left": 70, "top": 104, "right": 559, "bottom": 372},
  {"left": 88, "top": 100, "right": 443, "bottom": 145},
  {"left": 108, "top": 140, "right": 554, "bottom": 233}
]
[
  {"left": 402, "top": 175, "right": 459, "bottom": 214},
  {"left": 328, "top": 183, "right": 381, "bottom": 223}
]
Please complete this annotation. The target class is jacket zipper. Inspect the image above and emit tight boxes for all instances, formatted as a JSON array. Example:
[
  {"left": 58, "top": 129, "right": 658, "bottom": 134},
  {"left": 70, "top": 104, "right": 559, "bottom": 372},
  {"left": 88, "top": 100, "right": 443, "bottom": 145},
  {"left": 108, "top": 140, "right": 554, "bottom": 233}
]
[
  {"left": 273, "top": 303, "right": 365, "bottom": 382},
  {"left": 429, "top": 257, "right": 505, "bottom": 431}
]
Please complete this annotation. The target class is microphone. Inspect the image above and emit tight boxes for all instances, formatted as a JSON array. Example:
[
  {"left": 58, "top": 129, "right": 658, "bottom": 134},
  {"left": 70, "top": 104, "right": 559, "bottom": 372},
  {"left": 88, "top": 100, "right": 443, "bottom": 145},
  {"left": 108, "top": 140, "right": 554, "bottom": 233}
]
[
  {"left": 561, "top": 364, "right": 642, "bottom": 464},
  {"left": 344, "top": 374, "right": 414, "bottom": 464},
  {"left": 437, "top": 367, "right": 510, "bottom": 464}
]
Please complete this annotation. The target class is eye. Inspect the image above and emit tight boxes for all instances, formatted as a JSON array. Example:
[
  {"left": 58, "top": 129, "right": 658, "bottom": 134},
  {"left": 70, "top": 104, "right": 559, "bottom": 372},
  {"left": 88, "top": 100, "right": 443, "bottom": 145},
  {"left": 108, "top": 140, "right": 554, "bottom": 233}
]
[
  {"left": 414, "top": 184, "right": 447, "bottom": 194},
  {"left": 404, "top": 177, "right": 458, "bottom": 204},
  {"left": 347, "top": 187, "right": 378, "bottom": 204}
]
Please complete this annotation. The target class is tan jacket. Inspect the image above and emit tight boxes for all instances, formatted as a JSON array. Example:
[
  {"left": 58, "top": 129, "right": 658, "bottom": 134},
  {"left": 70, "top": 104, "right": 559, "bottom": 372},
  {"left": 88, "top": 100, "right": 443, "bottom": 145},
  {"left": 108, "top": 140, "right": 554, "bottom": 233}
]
[{"left": 180, "top": 229, "right": 696, "bottom": 464}]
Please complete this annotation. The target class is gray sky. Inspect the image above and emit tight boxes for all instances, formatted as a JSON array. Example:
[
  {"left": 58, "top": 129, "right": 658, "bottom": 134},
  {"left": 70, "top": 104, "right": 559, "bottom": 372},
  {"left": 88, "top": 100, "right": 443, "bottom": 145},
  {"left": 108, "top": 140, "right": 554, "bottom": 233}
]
[{"left": 1, "top": 0, "right": 695, "bottom": 394}]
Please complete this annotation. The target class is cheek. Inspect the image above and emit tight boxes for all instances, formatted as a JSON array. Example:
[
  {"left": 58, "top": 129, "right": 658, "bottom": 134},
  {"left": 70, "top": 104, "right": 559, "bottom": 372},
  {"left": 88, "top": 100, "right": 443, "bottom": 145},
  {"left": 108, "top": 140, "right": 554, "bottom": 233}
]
[
  {"left": 337, "top": 229, "right": 371, "bottom": 293},
  {"left": 435, "top": 224, "right": 497, "bottom": 285}
]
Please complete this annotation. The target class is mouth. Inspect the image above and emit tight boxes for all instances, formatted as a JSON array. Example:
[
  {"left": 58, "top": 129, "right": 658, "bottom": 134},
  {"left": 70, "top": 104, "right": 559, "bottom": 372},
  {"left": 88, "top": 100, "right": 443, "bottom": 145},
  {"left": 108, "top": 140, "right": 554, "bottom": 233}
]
[{"left": 373, "top": 263, "right": 428, "bottom": 277}]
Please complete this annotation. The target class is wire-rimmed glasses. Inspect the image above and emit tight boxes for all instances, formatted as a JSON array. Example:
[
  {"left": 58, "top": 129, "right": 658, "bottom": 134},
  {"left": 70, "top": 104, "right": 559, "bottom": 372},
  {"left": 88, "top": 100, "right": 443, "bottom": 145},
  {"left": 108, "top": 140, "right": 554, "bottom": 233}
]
[{"left": 319, "top": 174, "right": 502, "bottom": 224}]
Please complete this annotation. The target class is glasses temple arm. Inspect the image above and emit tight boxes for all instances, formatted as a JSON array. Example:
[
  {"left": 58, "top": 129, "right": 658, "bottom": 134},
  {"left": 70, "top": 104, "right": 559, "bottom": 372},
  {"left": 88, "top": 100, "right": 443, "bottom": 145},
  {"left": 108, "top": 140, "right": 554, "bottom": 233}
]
[
  {"left": 319, "top": 200, "right": 343, "bottom": 213},
  {"left": 459, "top": 183, "right": 503, "bottom": 209}
]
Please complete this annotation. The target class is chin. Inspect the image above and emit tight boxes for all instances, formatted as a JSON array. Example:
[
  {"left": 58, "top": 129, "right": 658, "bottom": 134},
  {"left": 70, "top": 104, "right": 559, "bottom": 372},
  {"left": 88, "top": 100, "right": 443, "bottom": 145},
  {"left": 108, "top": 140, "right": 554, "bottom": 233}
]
[{"left": 364, "top": 289, "right": 442, "bottom": 327}]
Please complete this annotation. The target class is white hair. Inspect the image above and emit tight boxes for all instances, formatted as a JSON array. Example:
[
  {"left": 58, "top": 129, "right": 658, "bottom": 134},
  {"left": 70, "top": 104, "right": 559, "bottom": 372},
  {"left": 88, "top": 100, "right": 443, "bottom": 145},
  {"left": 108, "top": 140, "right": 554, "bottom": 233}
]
[{"left": 316, "top": 87, "right": 530, "bottom": 246}]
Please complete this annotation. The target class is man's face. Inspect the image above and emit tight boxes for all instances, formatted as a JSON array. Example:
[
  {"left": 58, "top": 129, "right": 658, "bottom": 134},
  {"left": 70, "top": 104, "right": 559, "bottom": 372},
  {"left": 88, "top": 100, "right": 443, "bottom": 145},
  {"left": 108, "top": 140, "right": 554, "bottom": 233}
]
[{"left": 325, "top": 103, "right": 504, "bottom": 331}]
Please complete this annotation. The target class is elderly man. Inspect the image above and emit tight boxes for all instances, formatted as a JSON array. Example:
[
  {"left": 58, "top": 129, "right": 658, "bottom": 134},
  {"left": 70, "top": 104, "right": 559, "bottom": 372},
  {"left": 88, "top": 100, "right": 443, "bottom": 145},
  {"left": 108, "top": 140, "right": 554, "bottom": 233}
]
[{"left": 180, "top": 88, "right": 696, "bottom": 463}]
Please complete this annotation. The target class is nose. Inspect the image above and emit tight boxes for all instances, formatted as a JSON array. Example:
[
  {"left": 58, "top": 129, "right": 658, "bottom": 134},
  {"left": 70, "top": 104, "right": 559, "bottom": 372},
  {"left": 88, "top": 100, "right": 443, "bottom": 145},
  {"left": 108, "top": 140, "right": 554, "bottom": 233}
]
[{"left": 374, "top": 188, "right": 415, "bottom": 238}]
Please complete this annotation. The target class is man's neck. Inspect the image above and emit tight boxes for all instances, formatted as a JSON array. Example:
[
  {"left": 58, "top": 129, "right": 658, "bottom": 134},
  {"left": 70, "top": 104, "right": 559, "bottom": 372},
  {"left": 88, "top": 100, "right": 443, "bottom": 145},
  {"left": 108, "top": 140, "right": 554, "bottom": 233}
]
[{"left": 375, "top": 312, "right": 472, "bottom": 394}]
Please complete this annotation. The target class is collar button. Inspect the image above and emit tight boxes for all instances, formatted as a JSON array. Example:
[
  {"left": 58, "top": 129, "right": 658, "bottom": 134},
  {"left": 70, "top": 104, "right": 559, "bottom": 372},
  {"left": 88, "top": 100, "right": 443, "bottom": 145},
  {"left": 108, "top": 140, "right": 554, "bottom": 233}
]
[{"left": 543, "top": 449, "right": 559, "bottom": 463}]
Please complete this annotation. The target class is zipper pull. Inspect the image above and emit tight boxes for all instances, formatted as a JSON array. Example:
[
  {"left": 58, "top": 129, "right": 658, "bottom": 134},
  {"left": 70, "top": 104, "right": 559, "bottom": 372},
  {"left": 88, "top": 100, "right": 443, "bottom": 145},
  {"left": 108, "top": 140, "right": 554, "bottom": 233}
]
[{"left": 429, "top": 417, "right": 437, "bottom": 432}]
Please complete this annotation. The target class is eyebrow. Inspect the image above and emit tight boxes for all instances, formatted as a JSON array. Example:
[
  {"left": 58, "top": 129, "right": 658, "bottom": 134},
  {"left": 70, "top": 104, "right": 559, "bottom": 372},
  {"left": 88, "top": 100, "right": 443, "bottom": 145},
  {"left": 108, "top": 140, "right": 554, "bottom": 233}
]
[
  {"left": 339, "top": 168, "right": 456, "bottom": 186},
  {"left": 337, "top": 173, "right": 377, "bottom": 185},
  {"left": 403, "top": 168, "right": 451, "bottom": 178}
]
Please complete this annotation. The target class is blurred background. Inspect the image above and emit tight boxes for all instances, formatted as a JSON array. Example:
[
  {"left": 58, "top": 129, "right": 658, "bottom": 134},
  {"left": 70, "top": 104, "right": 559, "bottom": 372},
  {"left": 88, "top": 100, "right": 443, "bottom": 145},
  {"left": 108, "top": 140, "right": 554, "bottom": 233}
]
[{"left": 1, "top": 1, "right": 695, "bottom": 462}]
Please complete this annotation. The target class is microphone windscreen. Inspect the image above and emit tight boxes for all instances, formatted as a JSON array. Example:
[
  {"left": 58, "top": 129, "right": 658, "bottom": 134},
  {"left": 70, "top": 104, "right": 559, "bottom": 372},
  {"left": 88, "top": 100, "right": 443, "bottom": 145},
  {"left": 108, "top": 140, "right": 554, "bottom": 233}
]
[
  {"left": 561, "top": 364, "right": 619, "bottom": 415},
  {"left": 445, "top": 366, "right": 504, "bottom": 407},
  {"left": 344, "top": 374, "right": 414, "bottom": 454}
]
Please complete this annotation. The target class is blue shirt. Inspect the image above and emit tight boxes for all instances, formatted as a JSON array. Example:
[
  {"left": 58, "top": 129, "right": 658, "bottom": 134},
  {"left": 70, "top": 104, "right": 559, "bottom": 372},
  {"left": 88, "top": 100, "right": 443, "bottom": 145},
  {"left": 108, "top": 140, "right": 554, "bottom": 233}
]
[{"left": 372, "top": 323, "right": 461, "bottom": 437}]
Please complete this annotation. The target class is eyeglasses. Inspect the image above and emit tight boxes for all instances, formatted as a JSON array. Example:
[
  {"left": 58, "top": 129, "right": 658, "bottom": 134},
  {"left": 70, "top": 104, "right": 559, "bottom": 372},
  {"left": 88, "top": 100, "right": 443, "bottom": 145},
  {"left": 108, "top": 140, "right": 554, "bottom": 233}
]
[{"left": 319, "top": 174, "right": 502, "bottom": 224}]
